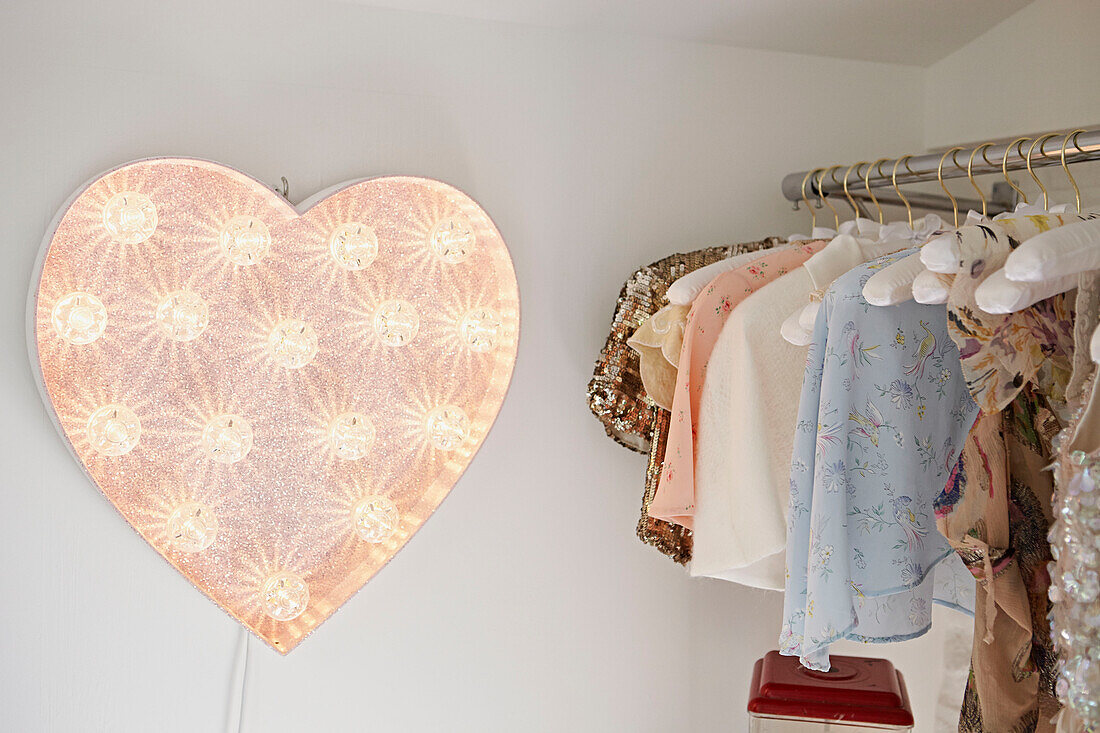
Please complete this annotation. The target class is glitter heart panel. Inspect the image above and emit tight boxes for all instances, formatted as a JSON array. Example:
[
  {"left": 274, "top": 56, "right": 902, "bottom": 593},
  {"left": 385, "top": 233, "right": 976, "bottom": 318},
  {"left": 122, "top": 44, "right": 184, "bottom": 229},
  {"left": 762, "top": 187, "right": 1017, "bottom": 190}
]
[{"left": 30, "top": 159, "right": 519, "bottom": 653}]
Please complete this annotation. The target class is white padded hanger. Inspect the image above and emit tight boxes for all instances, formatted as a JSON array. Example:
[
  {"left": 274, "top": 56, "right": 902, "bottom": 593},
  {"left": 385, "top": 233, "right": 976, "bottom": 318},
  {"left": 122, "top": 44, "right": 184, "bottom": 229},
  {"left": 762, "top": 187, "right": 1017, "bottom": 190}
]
[
  {"left": 1002, "top": 129, "right": 1096, "bottom": 282},
  {"left": 666, "top": 245, "right": 792, "bottom": 306},
  {"left": 974, "top": 269, "right": 1079, "bottom": 314},
  {"left": 1004, "top": 216, "right": 1100, "bottom": 283},
  {"left": 862, "top": 252, "right": 925, "bottom": 306},
  {"left": 780, "top": 308, "right": 814, "bottom": 346},
  {"left": 920, "top": 204, "right": 1067, "bottom": 274},
  {"left": 912, "top": 269, "right": 952, "bottom": 304},
  {"left": 875, "top": 206, "right": 1070, "bottom": 306},
  {"left": 919, "top": 210, "right": 996, "bottom": 273}
]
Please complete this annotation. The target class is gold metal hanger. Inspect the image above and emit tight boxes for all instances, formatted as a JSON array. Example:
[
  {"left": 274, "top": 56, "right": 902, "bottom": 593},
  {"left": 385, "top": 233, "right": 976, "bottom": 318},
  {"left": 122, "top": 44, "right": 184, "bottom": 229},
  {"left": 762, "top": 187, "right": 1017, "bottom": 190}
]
[
  {"left": 1060, "top": 129, "right": 1087, "bottom": 213},
  {"left": 1026, "top": 133, "right": 1060, "bottom": 210},
  {"left": 800, "top": 168, "right": 821, "bottom": 230},
  {"left": 997, "top": 137, "right": 1031, "bottom": 205},
  {"left": 967, "top": 143, "right": 993, "bottom": 218},
  {"left": 818, "top": 166, "right": 842, "bottom": 230},
  {"left": 865, "top": 158, "right": 889, "bottom": 224},
  {"left": 938, "top": 147, "right": 964, "bottom": 227},
  {"left": 841, "top": 162, "right": 866, "bottom": 220},
  {"left": 891, "top": 155, "right": 915, "bottom": 228}
]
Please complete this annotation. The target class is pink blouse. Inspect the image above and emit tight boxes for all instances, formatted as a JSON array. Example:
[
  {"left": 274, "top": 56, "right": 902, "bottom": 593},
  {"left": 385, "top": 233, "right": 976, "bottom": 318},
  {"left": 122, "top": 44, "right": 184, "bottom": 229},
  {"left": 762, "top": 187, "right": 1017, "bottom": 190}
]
[{"left": 648, "top": 241, "right": 825, "bottom": 529}]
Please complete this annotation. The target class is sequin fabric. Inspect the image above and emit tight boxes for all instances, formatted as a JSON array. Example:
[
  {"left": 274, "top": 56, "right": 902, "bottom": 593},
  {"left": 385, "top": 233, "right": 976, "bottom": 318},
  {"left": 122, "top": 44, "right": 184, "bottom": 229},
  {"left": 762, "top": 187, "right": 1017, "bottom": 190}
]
[
  {"left": 1050, "top": 371, "right": 1100, "bottom": 728},
  {"left": 639, "top": 406, "right": 691, "bottom": 564},
  {"left": 587, "top": 238, "right": 784, "bottom": 453},
  {"left": 588, "top": 238, "right": 782, "bottom": 565}
]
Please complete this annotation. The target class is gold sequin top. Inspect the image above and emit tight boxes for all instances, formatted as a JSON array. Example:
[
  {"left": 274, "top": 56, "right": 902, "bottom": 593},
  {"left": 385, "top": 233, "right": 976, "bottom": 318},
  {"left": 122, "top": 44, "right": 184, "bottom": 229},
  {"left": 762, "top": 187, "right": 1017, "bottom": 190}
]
[{"left": 587, "top": 237, "right": 785, "bottom": 453}]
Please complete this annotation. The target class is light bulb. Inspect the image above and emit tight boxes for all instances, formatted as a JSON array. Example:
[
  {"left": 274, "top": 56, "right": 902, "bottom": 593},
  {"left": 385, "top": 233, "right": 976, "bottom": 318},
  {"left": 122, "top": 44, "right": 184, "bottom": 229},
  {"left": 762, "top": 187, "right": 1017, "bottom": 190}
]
[
  {"left": 103, "top": 191, "right": 157, "bottom": 244},
  {"left": 219, "top": 215, "right": 271, "bottom": 265},
  {"left": 425, "top": 405, "right": 470, "bottom": 451},
  {"left": 267, "top": 320, "right": 319, "bottom": 368},
  {"left": 458, "top": 307, "right": 502, "bottom": 353},
  {"left": 201, "top": 414, "right": 253, "bottom": 464},
  {"left": 329, "top": 412, "right": 375, "bottom": 461},
  {"left": 329, "top": 221, "right": 378, "bottom": 270},
  {"left": 86, "top": 404, "right": 141, "bottom": 456},
  {"left": 428, "top": 216, "right": 475, "bottom": 264},
  {"left": 166, "top": 501, "right": 218, "bottom": 552},
  {"left": 261, "top": 571, "right": 309, "bottom": 621},
  {"left": 373, "top": 300, "right": 419, "bottom": 347},
  {"left": 155, "top": 290, "right": 209, "bottom": 342},
  {"left": 51, "top": 292, "right": 107, "bottom": 345},
  {"left": 353, "top": 495, "right": 399, "bottom": 543}
]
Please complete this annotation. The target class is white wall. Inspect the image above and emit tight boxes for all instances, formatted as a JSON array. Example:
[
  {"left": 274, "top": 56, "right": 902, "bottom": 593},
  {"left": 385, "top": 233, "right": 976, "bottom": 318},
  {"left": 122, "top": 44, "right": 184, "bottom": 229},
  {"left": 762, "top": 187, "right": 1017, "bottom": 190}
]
[
  {"left": 924, "top": 0, "right": 1100, "bottom": 148},
  {"left": 0, "top": 0, "right": 1018, "bottom": 731}
]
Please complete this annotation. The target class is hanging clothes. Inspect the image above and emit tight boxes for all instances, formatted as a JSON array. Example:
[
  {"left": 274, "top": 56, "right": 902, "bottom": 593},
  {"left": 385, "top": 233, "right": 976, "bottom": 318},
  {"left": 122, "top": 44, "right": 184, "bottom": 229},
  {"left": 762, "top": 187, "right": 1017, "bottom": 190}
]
[
  {"left": 691, "top": 229, "right": 942, "bottom": 588},
  {"left": 1048, "top": 261, "right": 1100, "bottom": 731},
  {"left": 781, "top": 249, "right": 976, "bottom": 672},
  {"left": 944, "top": 217, "right": 1091, "bottom": 415},
  {"left": 782, "top": 221, "right": 946, "bottom": 345},
  {"left": 1050, "top": 373, "right": 1100, "bottom": 731},
  {"left": 638, "top": 405, "right": 692, "bottom": 564},
  {"left": 693, "top": 238, "right": 872, "bottom": 588},
  {"left": 648, "top": 241, "right": 826, "bottom": 530},
  {"left": 666, "top": 244, "right": 800, "bottom": 306},
  {"left": 629, "top": 247, "right": 798, "bottom": 410},
  {"left": 627, "top": 304, "right": 690, "bottom": 411},
  {"left": 587, "top": 238, "right": 784, "bottom": 453},
  {"left": 938, "top": 394, "right": 1061, "bottom": 733},
  {"left": 587, "top": 238, "right": 784, "bottom": 564},
  {"left": 1067, "top": 270, "right": 1100, "bottom": 406},
  {"left": 935, "top": 215, "right": 1084, "bottom": 731}
]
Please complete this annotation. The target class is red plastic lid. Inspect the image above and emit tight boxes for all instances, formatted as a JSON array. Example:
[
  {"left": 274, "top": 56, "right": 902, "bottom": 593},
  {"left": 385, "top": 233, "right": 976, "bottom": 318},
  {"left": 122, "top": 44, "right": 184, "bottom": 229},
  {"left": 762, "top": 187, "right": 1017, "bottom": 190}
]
[{"left": 747, "top": 651, "right": 914, "bottom": 727}]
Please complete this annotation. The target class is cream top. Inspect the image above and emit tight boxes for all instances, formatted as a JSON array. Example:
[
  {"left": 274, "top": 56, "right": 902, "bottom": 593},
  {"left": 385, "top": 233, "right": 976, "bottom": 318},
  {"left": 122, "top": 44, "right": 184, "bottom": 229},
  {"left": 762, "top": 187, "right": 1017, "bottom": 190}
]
[{"left": 690, "top": 268, "right": 815, "bottom": 588}]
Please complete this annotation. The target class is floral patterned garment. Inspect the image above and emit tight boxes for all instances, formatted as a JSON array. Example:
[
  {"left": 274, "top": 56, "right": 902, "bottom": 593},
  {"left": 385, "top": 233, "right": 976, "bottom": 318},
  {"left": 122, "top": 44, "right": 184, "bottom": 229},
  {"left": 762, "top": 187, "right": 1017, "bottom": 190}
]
[
  {"left": 945, "top": 215, "right": 1092, "bottom": 415},
  {"left": 587, "top": 238, "right": 783, "bottom": 565},
  {"left": 781, "top": 249, "right": 976, "bottom": 672},
  {"left": 588, "top": 238, "right": 784, "bottom": 453},
  {"left": 649, "top": 241, "right": 825, "bottom": 530},
  {"left": 939, "top": 392, "right": 1061, "bottom": 733},
  {"left": 638, "top": 405, "right": 692, "bottom": 564}
]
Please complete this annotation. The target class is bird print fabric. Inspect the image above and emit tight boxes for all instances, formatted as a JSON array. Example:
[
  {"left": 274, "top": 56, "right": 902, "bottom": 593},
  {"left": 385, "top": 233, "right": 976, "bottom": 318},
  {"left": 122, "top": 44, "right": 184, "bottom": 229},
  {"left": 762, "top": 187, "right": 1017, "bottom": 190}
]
[
  {"left": 781, "top": 250, "right": 977, "bottom": 672},
  {"left": 903, "top": 320, "right": 936, "bottom": 379}
]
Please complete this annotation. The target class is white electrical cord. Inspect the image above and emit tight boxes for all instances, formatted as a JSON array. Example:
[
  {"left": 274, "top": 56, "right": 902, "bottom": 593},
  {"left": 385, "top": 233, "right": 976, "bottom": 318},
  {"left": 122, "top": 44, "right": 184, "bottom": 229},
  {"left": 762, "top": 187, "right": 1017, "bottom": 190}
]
[{"left": 225, "top": 627, "right": 250, "bottom": 733}]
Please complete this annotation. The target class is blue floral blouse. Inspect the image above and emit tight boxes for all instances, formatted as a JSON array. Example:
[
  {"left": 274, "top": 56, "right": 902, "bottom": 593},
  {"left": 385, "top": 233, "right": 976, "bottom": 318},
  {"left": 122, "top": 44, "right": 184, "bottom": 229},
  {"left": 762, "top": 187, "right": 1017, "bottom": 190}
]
[{"left": 780, "top": 250, "right": 977, "bottom": 671}]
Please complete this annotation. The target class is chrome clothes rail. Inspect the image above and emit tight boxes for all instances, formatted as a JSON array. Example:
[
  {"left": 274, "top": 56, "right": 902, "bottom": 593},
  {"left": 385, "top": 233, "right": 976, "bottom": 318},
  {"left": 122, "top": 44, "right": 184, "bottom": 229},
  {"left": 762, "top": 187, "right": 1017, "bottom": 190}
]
[{"left": 781, "top": 128, "right": 1100, "bottom": 215}]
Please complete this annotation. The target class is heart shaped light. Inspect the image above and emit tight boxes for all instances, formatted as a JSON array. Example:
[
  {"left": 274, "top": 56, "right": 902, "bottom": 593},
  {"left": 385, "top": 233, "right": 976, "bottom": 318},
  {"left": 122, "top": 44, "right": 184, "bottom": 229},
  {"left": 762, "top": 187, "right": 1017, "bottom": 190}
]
[{"left": 29, "top": 159, "right": 519, "bottom": 653}]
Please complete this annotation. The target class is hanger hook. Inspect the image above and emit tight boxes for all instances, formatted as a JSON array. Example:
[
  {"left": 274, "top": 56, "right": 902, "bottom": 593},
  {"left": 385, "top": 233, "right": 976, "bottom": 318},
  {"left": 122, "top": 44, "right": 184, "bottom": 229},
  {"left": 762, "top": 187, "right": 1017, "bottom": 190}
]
[
  {"left": 271, "top": 176, "right": 291, "bottom": 200},
  {"left": 999, "top": 137, "right": 1031, "bottom": 206},
  {"left": 828, "top": 165, "right": 857, "bottom": 221},
  {"left": 800, "top": 168, "right": 820, "bottom": 230},
  {"left": 1026, "top": 133, "right": 1059, "bottom": 210},
  {"left": 865, "top": 157, "right": 889, "bottom": 224},
  {"left": 841, "top": 162, "right": 866, "bottom": 220},
  {"left": 1060, "top": 129, "right": 1086, "bottom": 213},
  {"left": 818, "top": 166, "right": 842, "bottom": 230},
  {"left": 967, "top": 143, "right": 993, "bottom": 218},
  {"left": 891, "top": 155, "right": 914, "bottom": 228},
  {"left": 937, "top": 147, "right": 964, "bottom": 227}
]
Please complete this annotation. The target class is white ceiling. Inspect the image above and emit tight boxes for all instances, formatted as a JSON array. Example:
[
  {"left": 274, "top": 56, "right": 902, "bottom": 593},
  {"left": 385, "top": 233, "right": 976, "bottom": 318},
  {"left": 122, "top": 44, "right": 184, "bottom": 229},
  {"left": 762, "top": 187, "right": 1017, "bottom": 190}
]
[{"left": 339, "top": 0, "right": 1033, "bottom": 66}]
